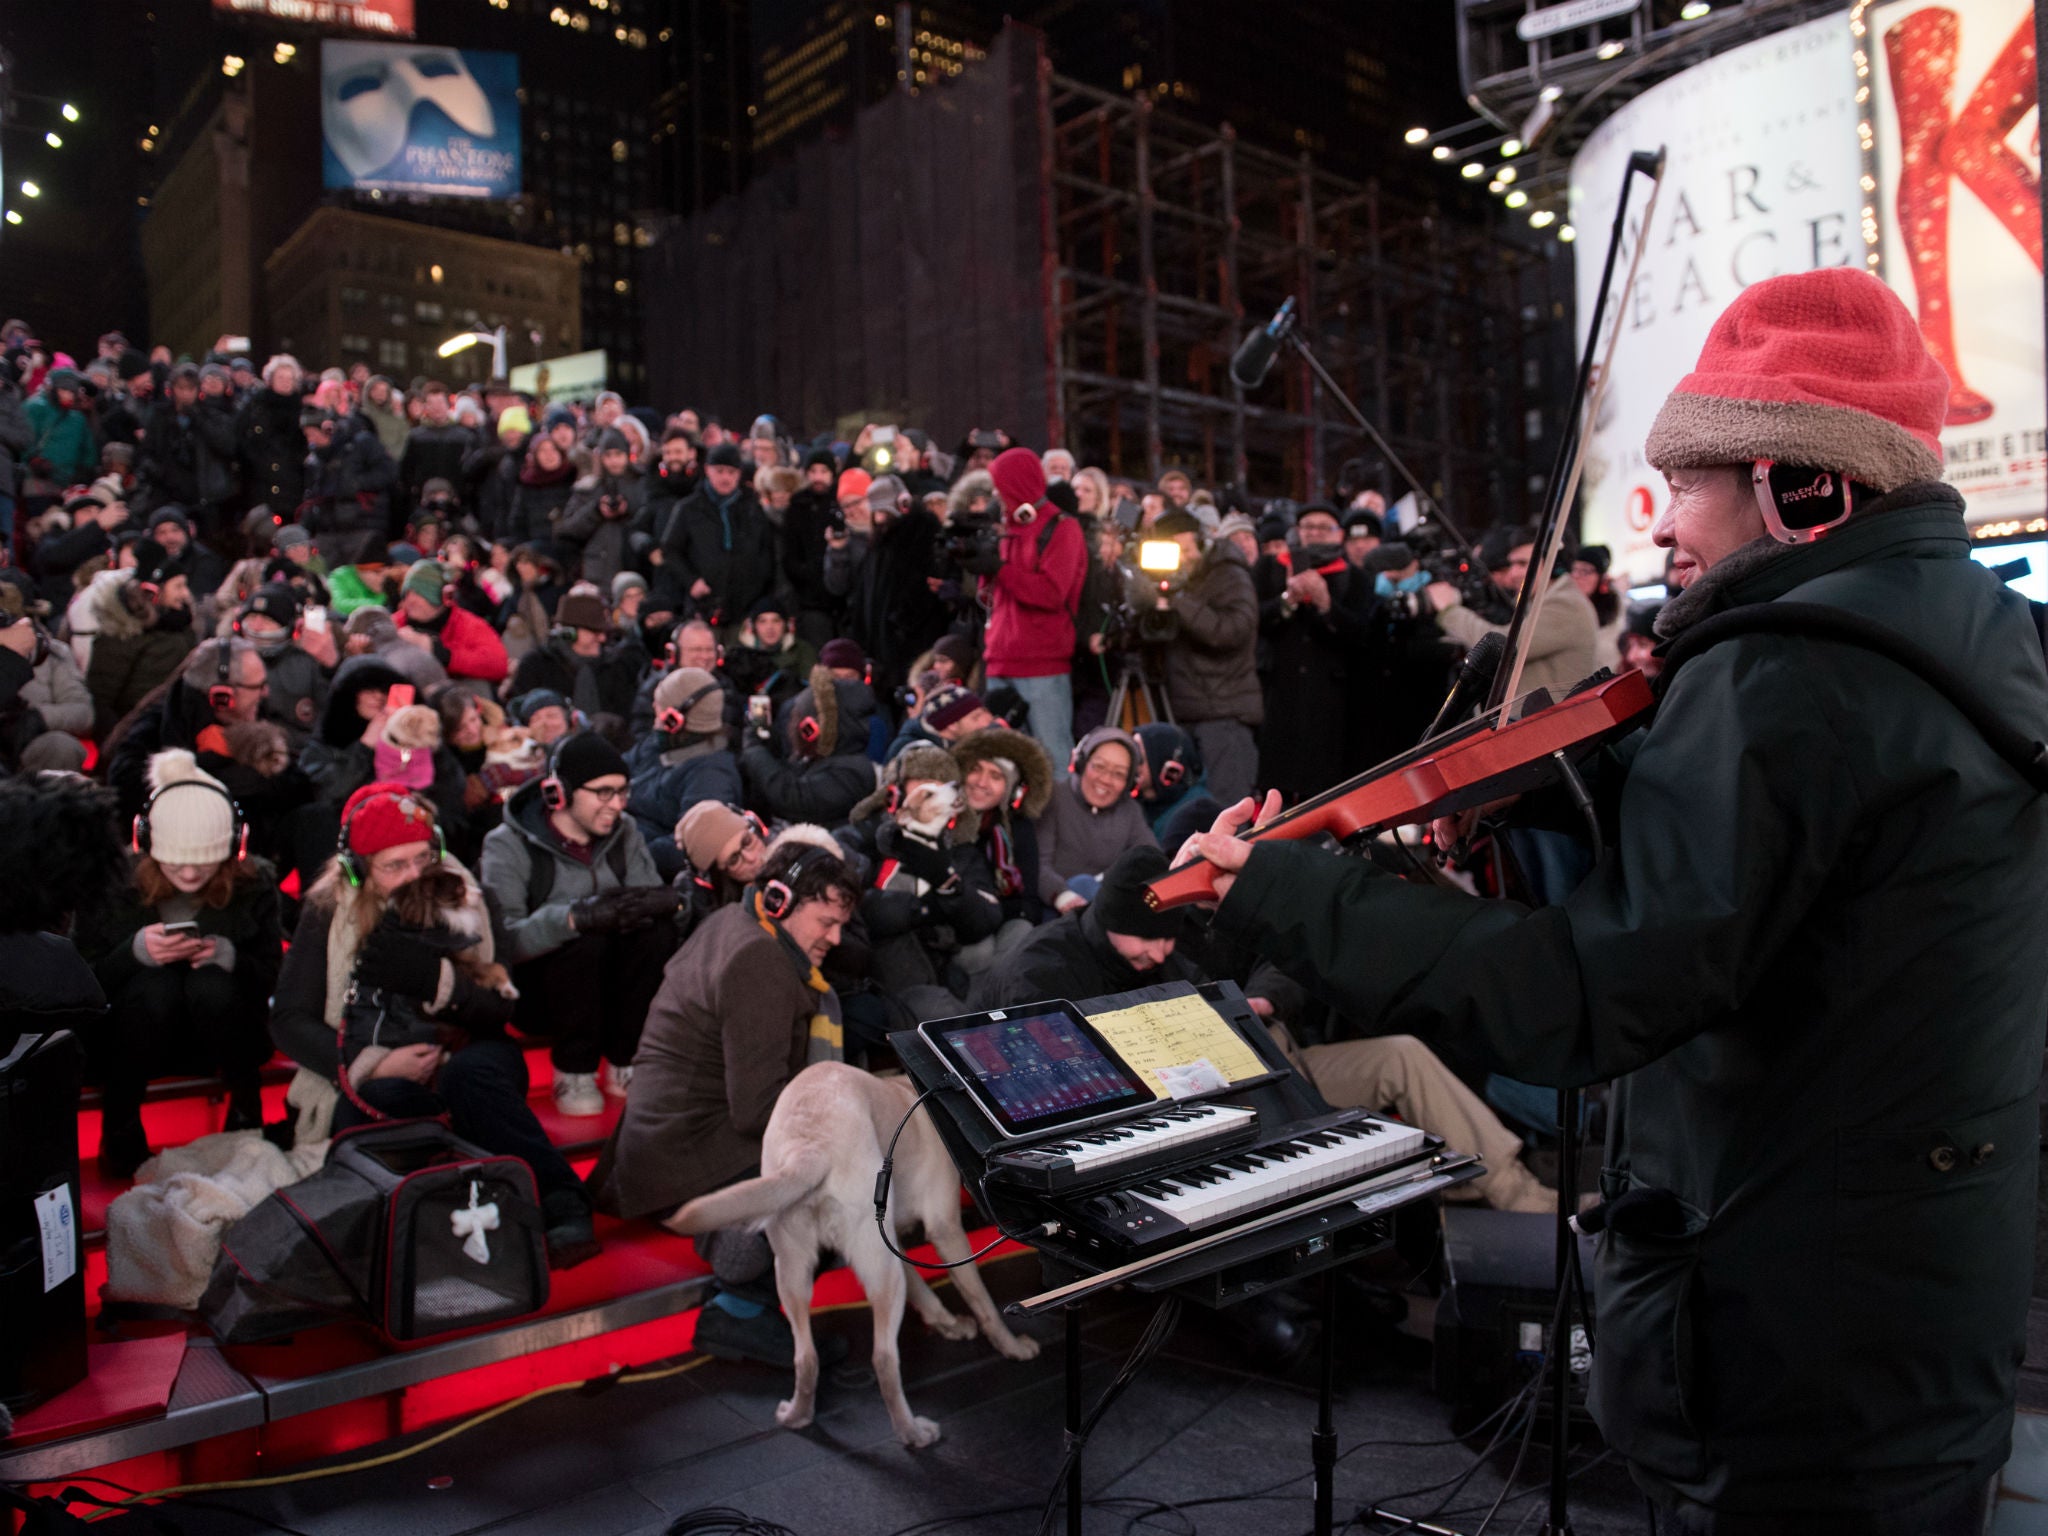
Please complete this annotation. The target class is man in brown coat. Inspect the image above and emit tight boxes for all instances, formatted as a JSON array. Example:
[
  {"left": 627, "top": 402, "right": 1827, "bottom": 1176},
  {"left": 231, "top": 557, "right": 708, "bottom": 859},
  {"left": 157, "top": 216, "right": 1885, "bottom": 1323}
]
[{"left": 587, "top": 835, "right": 858, "bottom": 1364}]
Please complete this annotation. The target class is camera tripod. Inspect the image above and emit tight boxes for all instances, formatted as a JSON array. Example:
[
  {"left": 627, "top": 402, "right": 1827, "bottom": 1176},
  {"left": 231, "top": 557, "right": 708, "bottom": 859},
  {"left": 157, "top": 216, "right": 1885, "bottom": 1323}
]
[{"left": 1105, "top": 652, "right": 1173, "bottom": 732}]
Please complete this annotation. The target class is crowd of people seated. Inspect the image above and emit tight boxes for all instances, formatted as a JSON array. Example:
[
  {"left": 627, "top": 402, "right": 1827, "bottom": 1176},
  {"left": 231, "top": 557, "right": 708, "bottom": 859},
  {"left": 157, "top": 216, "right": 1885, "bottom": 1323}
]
[{"left": 0, "top": 324, "right": 1669, "bottom": 1367}]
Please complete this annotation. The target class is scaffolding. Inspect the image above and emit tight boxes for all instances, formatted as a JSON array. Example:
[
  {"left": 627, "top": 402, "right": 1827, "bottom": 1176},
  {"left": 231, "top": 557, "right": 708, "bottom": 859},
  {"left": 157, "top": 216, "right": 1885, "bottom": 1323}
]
[{"left": 1039, "top": 64, "right": 1565, "bottom": 524}]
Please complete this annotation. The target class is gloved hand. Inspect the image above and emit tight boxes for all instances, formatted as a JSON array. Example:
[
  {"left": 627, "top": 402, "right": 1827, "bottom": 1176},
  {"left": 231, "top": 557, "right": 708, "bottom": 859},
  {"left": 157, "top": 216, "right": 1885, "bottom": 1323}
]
[
  {"left": 569, "top": 887, "right": 635, "bottom": 934},
  {"left": 877, "top": 821, "right": 957, "bottom": 891},
  {"left": 611, "top": 885, "right": 682, "bottom": 929},
  {"left": 355, "top": 923, "right": 445, "bottom": 1000}
]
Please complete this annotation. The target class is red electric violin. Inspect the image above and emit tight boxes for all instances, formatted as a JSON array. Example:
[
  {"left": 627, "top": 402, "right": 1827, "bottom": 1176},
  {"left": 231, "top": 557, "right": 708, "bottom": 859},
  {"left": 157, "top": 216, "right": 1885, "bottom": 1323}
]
[{"left": 1148, "top": 147, "right": 1670, "bottom": 913}]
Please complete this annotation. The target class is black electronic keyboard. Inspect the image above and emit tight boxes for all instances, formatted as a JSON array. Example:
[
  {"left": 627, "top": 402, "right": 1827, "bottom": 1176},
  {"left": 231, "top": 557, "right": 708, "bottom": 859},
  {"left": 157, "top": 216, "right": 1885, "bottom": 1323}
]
[
  {"left": 894, "top": 980, "right": 1480, "bottom": 1313},
  {"left": 987, "top": 1103, "right": 1260, "bottom": 1194},
  {"left": 1056, "top": 1108, "right": 1429, "bottom": 1260}
]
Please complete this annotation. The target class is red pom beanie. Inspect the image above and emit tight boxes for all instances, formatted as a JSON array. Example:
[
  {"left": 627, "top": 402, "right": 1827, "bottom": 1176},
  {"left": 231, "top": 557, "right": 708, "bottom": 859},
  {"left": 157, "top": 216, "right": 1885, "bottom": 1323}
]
[
  {"left": 1644, "top": 268, "right": 1950, "bottom": 493},
  {"left": 340, "top": 782, "right": 440, "bottom": 858},
  {"left": 989, "top": 446, "right": 1047, "bottom": 516}
]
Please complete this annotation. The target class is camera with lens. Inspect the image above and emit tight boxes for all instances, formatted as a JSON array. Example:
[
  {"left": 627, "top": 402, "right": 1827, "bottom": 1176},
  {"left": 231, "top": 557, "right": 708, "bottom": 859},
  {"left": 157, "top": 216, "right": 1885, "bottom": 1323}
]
[{"left": 942, "top": 508, "right": 1003, "bottom": 578}]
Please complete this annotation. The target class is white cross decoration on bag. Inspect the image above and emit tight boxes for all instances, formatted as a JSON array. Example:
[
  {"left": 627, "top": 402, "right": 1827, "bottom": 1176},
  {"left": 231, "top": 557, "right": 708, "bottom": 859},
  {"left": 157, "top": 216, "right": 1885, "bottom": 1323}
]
[{"left": 451, "top": 1179, "right": 500, "bottom": 1265}]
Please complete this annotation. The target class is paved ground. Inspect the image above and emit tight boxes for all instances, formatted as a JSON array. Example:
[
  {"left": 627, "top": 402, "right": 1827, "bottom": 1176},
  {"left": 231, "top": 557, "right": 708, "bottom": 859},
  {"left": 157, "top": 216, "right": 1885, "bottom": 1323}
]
[{"left": 140, "top": 1253, "right": 1649, "bottom": 1536}]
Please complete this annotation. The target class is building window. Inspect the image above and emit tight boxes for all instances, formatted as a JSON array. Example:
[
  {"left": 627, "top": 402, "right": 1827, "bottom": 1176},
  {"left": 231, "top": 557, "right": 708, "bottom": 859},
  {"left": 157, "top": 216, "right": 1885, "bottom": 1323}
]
[
  {"left": 378, "top": 338, "right": 408, "bottom": 369},
  {"left": 340, "top": 286, "right": 369, "bottom": 311},
  {"left": 415, "top": 300, "right": 445, "bottom": 322},
  {"left": 340, "top": 333, "right": 372, "bottom": 356}
]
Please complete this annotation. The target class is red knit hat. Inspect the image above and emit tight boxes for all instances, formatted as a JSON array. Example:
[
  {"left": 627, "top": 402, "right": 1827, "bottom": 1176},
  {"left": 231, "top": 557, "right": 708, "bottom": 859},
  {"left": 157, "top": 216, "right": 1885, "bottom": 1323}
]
[
  {"left": 836, "top": 467, "right": 871, "bottom": 504},
  {"left": 339, "top": 782, "right": 440, "bottom": 858},
  {"left": 989, "top": 446, "right": 1047, "bottom": 514},
  {"left": 1644, "top": 268, "right": 1949, "bottom": 493}
]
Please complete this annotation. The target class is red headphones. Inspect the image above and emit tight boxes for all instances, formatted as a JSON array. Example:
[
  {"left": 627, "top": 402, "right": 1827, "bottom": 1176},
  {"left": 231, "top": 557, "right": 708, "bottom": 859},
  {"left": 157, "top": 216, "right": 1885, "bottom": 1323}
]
[
  {"left": 654, "top": 680, "right": 721, "bottom": 737},
  {"left": 760, "top": 846, "right": 827, "bottom": 922},
  {"left": 205, "top": 639, "right": 237, "bottom": 713},
  {"left": 539, "top": 737, "right": 567, "bottom": 811}
]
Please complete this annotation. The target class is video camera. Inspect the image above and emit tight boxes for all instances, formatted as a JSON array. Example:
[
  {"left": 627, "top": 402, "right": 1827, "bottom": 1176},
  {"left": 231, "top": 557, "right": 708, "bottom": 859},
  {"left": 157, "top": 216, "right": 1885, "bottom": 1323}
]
[
  {"left": 941, "top": 508, "right": 1004, "bottom": 578},
  {"left": 1370, "top": 519, "right": 1507, "bottom": 624}
]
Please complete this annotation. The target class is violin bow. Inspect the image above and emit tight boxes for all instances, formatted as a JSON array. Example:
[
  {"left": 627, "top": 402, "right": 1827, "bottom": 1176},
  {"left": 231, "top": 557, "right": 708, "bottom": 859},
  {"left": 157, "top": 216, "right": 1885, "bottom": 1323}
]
[{"left": 1489, "top": 146, "right": 1667, "bottom": 714}]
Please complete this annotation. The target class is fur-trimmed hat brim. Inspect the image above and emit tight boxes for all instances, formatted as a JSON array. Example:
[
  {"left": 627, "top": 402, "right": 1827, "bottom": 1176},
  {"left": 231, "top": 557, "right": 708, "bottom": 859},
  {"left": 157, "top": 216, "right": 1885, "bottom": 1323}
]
[{"left": 949, "top": 726, "right": 1054, "bottom": 821}]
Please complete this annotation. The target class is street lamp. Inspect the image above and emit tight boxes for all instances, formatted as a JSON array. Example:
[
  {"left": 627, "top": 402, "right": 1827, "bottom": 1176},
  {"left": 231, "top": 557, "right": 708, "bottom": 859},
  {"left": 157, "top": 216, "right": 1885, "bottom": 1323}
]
[{"left": 436, "top": 324, "right": 508, "bottom": 381}]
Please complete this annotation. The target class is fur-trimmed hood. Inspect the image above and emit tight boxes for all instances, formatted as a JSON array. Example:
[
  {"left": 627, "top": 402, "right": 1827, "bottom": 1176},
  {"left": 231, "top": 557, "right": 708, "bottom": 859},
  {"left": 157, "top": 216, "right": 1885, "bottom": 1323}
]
[
  {"left": 948, "top": 726, "right": 1054, "bottom": 822},
  {"left": 784, "top": 665, "right": 877, "bottom": 759},
  {"left": 84, "top": 566, "right": 150, "bottom": 641}
]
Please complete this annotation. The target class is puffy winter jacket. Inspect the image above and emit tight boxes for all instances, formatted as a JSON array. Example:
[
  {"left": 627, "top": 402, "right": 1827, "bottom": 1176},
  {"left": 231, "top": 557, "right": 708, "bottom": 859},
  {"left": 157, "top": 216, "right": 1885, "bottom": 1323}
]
[{"left": 1213, "top": 487, "right": 2048, "bottom": 1530}]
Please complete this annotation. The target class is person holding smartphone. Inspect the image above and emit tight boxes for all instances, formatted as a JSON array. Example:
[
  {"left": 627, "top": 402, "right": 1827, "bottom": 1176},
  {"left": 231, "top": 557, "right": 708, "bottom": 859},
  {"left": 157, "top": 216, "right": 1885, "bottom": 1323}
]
[{"left": 75, "top": 750, "right": 283, "bottom": 1178}]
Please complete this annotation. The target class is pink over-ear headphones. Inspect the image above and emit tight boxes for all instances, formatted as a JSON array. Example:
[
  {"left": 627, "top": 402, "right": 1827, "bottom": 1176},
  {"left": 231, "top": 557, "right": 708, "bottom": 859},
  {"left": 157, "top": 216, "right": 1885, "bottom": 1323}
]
[{"left": 760, "top": 846, "right": 827, "bottom": 922}]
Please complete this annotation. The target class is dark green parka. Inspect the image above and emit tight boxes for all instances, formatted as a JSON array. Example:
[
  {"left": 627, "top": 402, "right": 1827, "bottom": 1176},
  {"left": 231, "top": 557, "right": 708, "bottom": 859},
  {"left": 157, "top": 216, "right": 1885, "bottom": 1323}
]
[{"left": 1215, "top": 488, "right": 2048, "bottom": 1530}]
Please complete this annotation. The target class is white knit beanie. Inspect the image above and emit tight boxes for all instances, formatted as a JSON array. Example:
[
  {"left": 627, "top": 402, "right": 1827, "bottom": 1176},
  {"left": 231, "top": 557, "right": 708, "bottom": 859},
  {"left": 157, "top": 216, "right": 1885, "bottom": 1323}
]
[{"left": 144, "top": 750, "right": 237, "bottom": 865}]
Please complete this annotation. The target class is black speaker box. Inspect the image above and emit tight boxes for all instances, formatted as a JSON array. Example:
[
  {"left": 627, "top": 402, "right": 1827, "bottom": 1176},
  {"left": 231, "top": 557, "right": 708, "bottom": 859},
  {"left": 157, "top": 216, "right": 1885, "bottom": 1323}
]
[
  {"left": 1432, "top": 1206, "right": 1599, "bottom": 1437},
  {"left": 1, "top": 1030, "right": 89, "bottom": 1414}
]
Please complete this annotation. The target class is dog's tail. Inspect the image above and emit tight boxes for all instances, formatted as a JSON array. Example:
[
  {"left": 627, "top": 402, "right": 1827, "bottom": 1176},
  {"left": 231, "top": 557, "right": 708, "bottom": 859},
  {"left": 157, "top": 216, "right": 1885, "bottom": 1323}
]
[{"left": 667, "top": 1159, "right": 827, "bottom": 1236}]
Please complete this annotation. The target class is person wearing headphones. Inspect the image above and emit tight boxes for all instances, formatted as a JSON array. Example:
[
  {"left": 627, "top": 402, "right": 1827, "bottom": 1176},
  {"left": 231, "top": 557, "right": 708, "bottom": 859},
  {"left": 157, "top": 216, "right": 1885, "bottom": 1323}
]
[
  {"left": 1035, "top": 724, "right": 1158, "bottom": 913},
  {"left": 234, "top": 581, "right": 334, "bottom": 748},
  {"left": 103, "top": 637, "right": 316, "bottom": 869},
  {"left": 268, "top": 781, "right": 600, "bottom": 1268},
  {"left": 588, "top": 837, "right": 861, "bottom": 1366},
  {"left": 76, "top": 750, "right": 283, "bottom": 1178},
  {"left": 626, "top": 666, "right": 744, "bottom": 880},
  {"left": 479, "top": 733, "right": 679, "bottom": 1117}
]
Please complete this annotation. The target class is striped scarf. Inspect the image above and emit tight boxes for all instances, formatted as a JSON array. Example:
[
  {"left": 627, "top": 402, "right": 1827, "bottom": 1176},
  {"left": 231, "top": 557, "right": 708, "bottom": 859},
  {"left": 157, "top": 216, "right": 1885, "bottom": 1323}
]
[{"left": 753, "top": 891, "right": 844, "bottom": 1063}]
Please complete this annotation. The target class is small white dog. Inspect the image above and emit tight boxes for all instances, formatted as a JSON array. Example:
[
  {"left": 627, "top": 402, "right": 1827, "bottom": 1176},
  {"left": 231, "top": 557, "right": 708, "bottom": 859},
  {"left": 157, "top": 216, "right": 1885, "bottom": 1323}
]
[{"left": 669, "top": 1062, "right": 1040, "bottom": 1448}]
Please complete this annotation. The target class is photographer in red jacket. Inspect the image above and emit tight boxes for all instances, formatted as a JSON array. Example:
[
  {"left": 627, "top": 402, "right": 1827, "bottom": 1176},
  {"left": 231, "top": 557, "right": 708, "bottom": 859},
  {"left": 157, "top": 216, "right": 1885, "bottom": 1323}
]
[{"left": 981, "top": 446, "right": 1085, "bottom": 769}]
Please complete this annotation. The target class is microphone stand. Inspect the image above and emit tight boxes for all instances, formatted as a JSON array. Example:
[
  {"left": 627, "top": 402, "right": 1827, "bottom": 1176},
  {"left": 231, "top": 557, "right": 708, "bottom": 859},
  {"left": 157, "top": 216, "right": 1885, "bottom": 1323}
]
[{"left": 1268, "top": 315, "right": 1478, "bottom": 559}]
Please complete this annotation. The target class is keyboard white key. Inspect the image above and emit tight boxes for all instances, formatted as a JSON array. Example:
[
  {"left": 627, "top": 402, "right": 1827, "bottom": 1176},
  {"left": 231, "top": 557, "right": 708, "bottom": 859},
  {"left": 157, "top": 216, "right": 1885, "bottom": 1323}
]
[
  {"left": 1129, "top": 1117, "right": 1429, "bottom": 1231},
  {"left": 1035, "top": 1104, "right": 1258, "bottom": 1172}
]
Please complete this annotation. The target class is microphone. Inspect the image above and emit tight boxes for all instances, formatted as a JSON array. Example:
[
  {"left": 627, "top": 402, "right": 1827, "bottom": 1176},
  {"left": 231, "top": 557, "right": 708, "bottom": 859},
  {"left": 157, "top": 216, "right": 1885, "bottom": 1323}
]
[
  {"left": 1424, "top": 631, "right": 1506, "bottom": 740},
  {"left": 1229, "top": 297, "right": 1297, "bottom": 389}
]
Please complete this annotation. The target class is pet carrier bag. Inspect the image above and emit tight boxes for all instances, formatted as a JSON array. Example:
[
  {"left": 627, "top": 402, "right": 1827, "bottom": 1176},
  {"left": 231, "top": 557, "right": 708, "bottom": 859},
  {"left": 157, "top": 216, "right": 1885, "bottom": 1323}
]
[{"left": 201, "top": 1119, "right": 548, "bottom": 1344}]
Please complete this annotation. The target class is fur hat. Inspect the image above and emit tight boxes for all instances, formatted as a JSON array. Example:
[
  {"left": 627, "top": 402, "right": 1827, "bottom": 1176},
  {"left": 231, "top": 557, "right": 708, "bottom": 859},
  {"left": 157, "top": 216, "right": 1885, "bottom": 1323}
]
[
  {"left": 949, "top": 725, "right": 1054, "bottom": 821},
  {"left": 554, "top": 590, "right": 612, "bottom": 634},
  {"left": 1644, "top": 267, "right": 1948, "bottom": 493},
  {"left": 851, "top": 743, "right": 960, "bottom": 824},
  {"left": 142, "top": 750, "right": 238, "bottom": 866}
]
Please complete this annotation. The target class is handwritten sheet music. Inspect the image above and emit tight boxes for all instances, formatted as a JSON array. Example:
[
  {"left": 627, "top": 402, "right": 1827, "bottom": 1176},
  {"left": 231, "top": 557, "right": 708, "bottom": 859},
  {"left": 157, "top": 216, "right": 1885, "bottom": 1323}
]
[{"left": 1085, "top": 985, "right": 1267, "bottom": 1099}]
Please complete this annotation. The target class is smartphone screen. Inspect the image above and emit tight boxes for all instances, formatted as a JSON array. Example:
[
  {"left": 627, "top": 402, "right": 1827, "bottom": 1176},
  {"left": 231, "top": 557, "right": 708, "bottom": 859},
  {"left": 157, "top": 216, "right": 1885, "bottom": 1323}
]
[
  {"left": 386, "top": 682, "right": 416, "bottom": 712},
  {"left": 162, "top": 920, "right": 200, "bottom": 938},
  {"left": 303, "top": 605, "right": 328, "bottom": 634}
]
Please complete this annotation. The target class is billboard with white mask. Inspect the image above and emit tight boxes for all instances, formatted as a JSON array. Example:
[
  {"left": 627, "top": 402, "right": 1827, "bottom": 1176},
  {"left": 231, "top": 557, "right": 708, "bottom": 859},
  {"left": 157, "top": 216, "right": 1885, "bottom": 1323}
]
[{"left": 321, "top": 42, "right": 520, "bottom": 199}]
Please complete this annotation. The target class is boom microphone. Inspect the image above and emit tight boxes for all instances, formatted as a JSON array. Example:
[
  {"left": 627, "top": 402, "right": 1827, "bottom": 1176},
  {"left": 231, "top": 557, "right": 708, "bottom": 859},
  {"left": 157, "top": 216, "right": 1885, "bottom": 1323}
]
[{"left": 1229, "top": 297, "right": 1298, "bottom": 389}]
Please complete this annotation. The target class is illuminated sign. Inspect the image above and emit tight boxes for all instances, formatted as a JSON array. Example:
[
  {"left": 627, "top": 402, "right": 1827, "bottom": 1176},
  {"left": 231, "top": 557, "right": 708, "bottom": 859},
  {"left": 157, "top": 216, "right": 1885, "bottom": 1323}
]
[
  {"left": 213, "top": 0, "right": 414, "bottom": 36},
  {"left": 321, "top": 42, "right": 520, "bottom": 200}
]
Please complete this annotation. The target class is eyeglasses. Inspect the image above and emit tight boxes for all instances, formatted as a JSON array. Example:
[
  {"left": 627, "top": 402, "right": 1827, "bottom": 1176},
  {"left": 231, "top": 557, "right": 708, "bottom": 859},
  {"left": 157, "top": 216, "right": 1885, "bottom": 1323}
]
[{"left": 576, "top": 784, "right": 631, "bottom": 805}]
